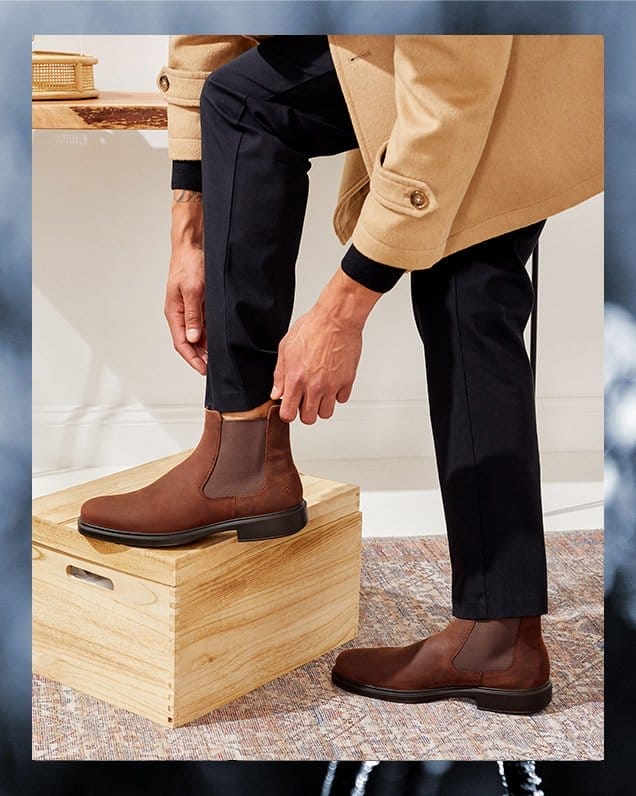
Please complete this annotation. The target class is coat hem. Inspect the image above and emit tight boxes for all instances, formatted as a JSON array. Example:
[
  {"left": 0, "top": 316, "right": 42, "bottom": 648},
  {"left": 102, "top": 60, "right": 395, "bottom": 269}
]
[{"left": 350, "top": 173, "right": 604, "bottom": 270}]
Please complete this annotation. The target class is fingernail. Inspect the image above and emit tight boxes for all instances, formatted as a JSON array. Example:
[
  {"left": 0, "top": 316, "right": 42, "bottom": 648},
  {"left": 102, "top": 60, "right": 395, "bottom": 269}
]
[
  {"left": 270, "top": 385, "right": 280, "bottom": 399},
  {"left": 186, "top": 328, "right": 199, "bottom": 342}
]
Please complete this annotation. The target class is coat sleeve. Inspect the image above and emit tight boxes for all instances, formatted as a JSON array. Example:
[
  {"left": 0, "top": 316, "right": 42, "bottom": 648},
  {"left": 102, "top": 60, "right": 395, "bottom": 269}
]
[
  {"left": 156, "top": 36, "right": 257, "bottom": 160},
  {"left": 350, "top": 35, "right": 514, "bottom": 270}
]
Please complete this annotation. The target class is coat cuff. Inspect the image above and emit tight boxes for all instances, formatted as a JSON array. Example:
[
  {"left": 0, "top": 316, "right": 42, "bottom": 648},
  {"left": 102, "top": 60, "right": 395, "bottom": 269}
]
[
  {"left": 156, "top": 66, "right": 210, "bottom": 106},
  {"left": 341, "top": 243, "right": 405, "bottom": 293}
]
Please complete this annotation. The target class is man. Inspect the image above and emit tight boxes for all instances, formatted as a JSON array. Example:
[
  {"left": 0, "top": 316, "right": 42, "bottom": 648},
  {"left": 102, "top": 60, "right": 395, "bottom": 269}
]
[{"left": 79, "top": 34, "right": 603, "bottom": 714}]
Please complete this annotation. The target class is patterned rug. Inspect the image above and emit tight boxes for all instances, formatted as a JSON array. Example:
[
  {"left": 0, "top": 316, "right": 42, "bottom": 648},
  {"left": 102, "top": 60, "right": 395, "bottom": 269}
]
[{"left": 32, "top": 530, "right": 603, "bottom": 761}]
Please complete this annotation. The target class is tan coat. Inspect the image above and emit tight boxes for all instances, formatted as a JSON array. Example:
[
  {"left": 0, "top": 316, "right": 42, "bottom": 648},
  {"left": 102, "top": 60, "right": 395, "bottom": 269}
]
[{"left": 157, "top": 34, "right": 603, "bottom": 270}]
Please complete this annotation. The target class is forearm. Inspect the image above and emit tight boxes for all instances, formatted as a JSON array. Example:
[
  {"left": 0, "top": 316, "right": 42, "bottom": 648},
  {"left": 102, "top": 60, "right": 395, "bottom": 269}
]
[
  {"left": 170, "top": 158, "right": 204, "bottom": 249},
  {"left": 171, "top": 189, "right": 203, "bottom": 249},
  {"left": 315, "top": 267, "right": 383, "bottom": 331}
]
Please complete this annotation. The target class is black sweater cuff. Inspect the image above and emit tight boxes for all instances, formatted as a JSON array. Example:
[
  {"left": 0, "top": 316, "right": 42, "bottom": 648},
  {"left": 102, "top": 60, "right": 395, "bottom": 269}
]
[
  {"left": 341, "top": 244, "right": 406, "bottom": 293},
  {"left": 171, "top": 160, "right": 202, "bottom": 193}
]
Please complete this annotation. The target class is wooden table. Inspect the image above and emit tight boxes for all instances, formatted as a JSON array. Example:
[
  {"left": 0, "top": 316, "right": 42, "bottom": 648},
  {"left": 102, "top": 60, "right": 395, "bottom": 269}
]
[{"left": 32, "top": 91, "right": 167, "bottom": 130}]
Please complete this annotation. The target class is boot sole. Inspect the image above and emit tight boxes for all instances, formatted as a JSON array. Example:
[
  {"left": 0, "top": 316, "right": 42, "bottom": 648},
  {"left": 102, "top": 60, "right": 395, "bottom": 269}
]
[
  {"left": 331, "top": 671, "right": 552, "bottom": 715},
  {"left": 77, "top": 500, "right": 308, "bottom": 548}
]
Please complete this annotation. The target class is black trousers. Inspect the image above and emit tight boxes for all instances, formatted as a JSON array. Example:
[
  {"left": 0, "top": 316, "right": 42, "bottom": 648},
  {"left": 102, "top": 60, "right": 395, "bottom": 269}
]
[{"left": 200, "top": 35, "right": 548, "bottom": 619}]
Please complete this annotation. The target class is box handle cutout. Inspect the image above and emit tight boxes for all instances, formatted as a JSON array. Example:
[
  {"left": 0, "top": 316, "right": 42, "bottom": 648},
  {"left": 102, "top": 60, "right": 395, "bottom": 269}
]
[{"left": 66, "top": 565, "right": 114, "bottom": 591}]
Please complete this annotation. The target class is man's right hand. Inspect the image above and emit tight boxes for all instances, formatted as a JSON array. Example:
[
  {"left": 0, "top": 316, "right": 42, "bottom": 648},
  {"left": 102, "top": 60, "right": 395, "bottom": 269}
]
[{"left": 164, "top": 189, "right": 208, "bottom": 375}]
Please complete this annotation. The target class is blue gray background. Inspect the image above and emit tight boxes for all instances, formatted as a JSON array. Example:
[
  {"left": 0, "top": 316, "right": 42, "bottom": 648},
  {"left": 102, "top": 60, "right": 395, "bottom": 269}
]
[{"left": 2, "top": 1, "right": 634, "bottom": 793}]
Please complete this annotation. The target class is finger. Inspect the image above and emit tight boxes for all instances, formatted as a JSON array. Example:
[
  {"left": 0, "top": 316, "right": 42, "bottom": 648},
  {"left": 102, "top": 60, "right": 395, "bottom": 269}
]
[
  {"left": 165, "top": 293, "right": 207, "bottom": 375},
  {"left": 164, "top": 300, "right": 186, "bottom": 351},
  {"left": 271, "top": 354, "right": 285, "bottom": 400},
  {"left": 279, "top": 380, "right": 303, "bottom": 423},
  {"left": 299, "top": 389, "right": 322, "bottom": 425},
  {"left": 194, "top": 343, "right": 208, "bottom": 366},
  {"left": 318, "top": 392, "right": 337, "bottom": 420},
  {"left": 182, "top": 284, "right": 204, "bottom": 343},
  {"left": 173, "top": 338, "right": 207, "bottom": 375},
  {"left": 336, "top": 384, "right": 353, "bottom": 404}
]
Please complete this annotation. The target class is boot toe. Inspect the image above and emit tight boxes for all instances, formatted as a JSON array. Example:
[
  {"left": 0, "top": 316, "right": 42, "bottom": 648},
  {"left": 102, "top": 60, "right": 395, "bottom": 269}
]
[
  {"left": 333, "top": 647, "right": 389, "bottom": 685},
  {"left": 332, "top": 649, "right": 360, "bottom": 681},
  {"left": 79, "top": 494, "right": 137, "bottom": 532},
  {"left": 80, "top": 495, "right": 112, "bottom": 526}
]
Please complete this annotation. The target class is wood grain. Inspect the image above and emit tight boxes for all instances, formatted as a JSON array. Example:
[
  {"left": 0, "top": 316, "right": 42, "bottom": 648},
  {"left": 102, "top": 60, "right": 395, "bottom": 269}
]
[
  {"left": 33, "top": 545, "right": 175, "bottom": 723},
  {"left": 32, "top": 91, "right": 167, "bottom": 130},
  {"left": 173, "top": 512, "right": 361, "bottom": 726}
]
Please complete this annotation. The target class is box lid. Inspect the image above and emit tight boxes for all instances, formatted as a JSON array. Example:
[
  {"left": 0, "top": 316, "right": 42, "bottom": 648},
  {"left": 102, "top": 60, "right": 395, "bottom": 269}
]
[{"left": 32, "top": 452, "right": 359, "bottom": 587}]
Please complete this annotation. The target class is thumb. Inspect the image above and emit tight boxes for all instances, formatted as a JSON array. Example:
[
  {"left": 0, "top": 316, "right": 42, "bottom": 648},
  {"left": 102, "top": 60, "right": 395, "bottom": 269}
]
[
  {"left": 271, "top": 358, "right": 285, "bottom": 400},
  {"left": 183, "top": 288, "right": 203, "bottom": 343}
]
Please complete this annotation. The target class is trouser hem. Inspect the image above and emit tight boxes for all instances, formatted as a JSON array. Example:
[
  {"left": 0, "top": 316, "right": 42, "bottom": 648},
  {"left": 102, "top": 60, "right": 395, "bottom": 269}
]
[
  {"left": 205, "top": 388, "right": 273, "bottom": 414},
  {"left": 452, "top": 599, "right": 549, "bottom": 619}
]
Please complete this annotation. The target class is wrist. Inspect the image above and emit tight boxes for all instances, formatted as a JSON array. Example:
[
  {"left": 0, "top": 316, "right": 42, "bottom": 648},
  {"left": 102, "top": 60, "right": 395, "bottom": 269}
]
[
  {"left": 315, "top": 267, "right": 382, "bottom": 330},
  {"left": 171, "top": 190, "right": 204, "bottom": 249}
]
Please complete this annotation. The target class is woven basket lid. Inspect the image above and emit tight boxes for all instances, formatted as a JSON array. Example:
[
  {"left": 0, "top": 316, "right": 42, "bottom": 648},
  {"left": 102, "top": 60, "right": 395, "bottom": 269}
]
[
  {"left": 32, "top": 50, "right": 99, "bottom": 100},
  {"left": 33, "top": 50, "right": 98, "bottom": 65}
]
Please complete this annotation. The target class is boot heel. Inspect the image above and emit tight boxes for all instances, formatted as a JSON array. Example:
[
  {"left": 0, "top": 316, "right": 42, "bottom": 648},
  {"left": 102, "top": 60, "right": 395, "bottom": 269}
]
[
  {"left": 475, "top": 680, "right": 552, "bottom": 715},
  {"left": 236, "top": 501, "right": 308, "bottom": 542}
]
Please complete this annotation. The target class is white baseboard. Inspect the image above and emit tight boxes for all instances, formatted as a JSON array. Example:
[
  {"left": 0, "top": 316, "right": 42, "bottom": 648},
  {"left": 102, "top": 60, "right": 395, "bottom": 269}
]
[
  {"left": 32, "top": 396, "right": 602, "bottom": 474},
  {"left": 32, "top": 463, "right": 604, "bottom": 535}
]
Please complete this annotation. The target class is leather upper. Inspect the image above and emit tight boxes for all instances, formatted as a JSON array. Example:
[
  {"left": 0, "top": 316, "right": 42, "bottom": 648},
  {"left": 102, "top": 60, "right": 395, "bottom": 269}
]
[
  {"left": 333, "top": 616, "right": 550, "bottom": 691},
  {"left": 80, "top": 403, "right": 302, "bottom": 535}
]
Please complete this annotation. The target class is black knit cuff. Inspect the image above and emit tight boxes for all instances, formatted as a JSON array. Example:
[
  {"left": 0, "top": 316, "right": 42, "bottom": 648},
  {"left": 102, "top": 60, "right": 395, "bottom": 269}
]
[
  {"left": 171, "top": 160, "right": 202, "bottom": 193},
  {"left": 341, "top": 244, "right": 405, "bottom": 293}
]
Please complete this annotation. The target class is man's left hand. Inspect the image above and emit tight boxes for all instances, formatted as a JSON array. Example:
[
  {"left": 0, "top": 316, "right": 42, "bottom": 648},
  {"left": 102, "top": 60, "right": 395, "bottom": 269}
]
[
  {"left": 271, "top": 268, "right": 382, "bottom": 424},
  {"left": 271, "top": 305, "right": 362, "bottom": 424}
]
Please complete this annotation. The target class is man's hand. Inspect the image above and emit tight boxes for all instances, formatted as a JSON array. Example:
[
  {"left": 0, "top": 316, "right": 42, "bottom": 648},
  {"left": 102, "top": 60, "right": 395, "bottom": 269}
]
[
  {"left": 271, "top": 268, "right": 383, "bottom": 423},
  {"left": 271, "top": 305, "right": 362, "bottom": 424},
  {"left": 164, "top": 190, "right": 207, "bottom": 375}
]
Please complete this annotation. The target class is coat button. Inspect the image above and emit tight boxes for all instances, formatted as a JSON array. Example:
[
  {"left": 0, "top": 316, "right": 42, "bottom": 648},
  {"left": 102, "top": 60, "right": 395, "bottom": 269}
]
[
  {"left": 159, "top": 75, "right": 170, "bottom": 91},
  {"left": 410, "top": 190, "right": 427, "bottom": 209}
]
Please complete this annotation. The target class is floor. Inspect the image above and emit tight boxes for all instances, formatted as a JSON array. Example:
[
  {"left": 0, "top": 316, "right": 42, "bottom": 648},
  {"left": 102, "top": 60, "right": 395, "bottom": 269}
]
[
  {"left": 33, "top": 530, "right": 604, "bottom": 760},
  {"left": 32, "top": 450, "right": 604, "bottom": 538},
  {"left": 32, "top": 452, "right": 603, "bottom": 760}
]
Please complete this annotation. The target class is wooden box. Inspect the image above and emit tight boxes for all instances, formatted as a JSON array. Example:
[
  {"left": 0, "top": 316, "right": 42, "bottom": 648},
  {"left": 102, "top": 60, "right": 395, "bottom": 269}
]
[{"left": 32, "top": 452, "right": 361, "bottom": 727}]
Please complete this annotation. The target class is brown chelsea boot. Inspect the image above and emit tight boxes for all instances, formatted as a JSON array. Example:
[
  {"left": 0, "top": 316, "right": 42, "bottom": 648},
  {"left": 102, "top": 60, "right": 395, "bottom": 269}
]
[
  {"left": 331, "top": 615, "right": 552, "bottom": 715},
  {"left": 78, "top": 401, "right": 307, "bottom": 547}
]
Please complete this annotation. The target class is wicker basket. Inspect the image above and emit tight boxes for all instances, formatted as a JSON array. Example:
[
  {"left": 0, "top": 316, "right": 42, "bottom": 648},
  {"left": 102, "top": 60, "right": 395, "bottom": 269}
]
[{"left": 32, "top": 50, "right": 99, "bottom": 100}]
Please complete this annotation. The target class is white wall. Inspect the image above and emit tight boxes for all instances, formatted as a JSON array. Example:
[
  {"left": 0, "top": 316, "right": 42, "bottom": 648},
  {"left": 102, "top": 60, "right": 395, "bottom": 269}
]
[{"left": 32, "top": 36, "right": 604, "bottom": 474}]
